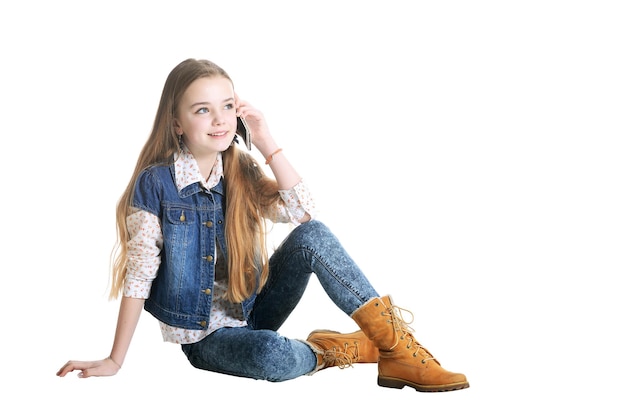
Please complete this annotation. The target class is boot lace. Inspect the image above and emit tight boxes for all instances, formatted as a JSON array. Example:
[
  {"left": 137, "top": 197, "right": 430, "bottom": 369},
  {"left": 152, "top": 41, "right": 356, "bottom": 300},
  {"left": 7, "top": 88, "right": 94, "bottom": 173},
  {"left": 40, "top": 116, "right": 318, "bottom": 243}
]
[
  {"left": 385, "top": 304, "right": 436, "bottom": 364},
  {"left": 322, "top": 342, "right": 362, "bottom": 369}
]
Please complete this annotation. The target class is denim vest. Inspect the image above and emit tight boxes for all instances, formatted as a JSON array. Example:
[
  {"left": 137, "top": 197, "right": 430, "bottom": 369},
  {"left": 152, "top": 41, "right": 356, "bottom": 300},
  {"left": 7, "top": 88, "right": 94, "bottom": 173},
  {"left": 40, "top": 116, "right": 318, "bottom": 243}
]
[{"left": 132, "top": 164, "right": 257, "bottom": 330}]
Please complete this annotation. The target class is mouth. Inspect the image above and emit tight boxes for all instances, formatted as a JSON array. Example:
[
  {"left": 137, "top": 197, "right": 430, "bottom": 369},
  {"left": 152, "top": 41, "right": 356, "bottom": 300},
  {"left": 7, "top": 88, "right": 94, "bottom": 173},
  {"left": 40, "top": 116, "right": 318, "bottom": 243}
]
[{"left": 208, "top": 131, "right": 230, "bottom": 138}]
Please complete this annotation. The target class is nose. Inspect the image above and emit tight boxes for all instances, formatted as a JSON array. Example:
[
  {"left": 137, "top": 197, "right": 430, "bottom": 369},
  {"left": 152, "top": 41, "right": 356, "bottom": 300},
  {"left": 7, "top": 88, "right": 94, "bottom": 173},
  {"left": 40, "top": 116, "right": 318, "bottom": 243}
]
[{"left": 212, "top": 110, "right": 226, "bottom": 126}]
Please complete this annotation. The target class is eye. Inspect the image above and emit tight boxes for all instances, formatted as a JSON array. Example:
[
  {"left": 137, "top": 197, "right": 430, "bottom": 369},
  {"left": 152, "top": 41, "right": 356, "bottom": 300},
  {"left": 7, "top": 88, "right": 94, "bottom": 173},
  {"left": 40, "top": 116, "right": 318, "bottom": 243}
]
[
  {"left": 224, "top": 103, "right": 234, "bottom": 110},
  {"left": 196, "top": 107, "right": 209, "bottom": 114}
]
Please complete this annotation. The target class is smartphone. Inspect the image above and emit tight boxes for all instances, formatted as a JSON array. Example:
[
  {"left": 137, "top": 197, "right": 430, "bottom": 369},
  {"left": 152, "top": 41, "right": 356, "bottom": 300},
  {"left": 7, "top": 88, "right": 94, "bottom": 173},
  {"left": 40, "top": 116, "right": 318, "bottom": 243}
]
[{"left": 236, "top": 116, "right": 251, "bottom": 150}]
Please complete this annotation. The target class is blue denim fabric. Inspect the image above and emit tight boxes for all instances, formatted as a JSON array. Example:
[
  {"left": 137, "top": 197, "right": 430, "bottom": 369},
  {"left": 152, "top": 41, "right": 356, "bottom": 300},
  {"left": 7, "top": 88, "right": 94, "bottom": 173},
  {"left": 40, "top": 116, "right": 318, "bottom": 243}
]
[
  {"left": 182, "top": 220, "right": 380, "bottom": 382},
  {"left": 132, "top": 165, "right": 261, "bottom": 329}
]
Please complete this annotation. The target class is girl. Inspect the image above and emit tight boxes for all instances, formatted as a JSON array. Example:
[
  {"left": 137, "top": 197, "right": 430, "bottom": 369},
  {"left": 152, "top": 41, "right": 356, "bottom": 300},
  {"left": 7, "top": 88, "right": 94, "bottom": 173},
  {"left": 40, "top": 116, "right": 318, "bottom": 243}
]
[{"left": 56, "top": 58, "right": 469, "bottom": 392}]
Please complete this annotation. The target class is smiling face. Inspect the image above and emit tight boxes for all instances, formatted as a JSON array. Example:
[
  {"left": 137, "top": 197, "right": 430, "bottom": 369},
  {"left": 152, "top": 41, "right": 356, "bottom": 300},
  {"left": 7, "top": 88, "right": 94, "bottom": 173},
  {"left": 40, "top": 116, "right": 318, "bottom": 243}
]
[{"left": 173, "top": 76, "right": 237, "bottom": 159}]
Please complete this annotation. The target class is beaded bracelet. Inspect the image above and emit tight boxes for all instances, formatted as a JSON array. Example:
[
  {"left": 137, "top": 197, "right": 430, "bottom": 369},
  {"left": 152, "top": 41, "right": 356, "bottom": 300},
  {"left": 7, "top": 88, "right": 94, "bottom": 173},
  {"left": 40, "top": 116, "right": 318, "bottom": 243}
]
[{"left": 265, "top": 148, "right": 283, "bottom": 164}]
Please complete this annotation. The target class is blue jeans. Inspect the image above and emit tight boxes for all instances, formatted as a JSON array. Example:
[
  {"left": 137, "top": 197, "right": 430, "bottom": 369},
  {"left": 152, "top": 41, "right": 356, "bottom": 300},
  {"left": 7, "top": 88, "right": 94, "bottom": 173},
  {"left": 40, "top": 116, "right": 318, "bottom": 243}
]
[{"left": 181, "top": 220, "right": 379, "bottom": 382}]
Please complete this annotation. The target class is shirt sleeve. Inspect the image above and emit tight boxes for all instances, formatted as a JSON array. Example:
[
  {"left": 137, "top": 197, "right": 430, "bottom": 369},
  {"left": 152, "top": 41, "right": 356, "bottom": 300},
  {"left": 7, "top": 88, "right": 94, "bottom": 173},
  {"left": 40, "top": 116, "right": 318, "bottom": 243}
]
[
  {"left": 123, "top": 209, "right": 163, "bottom": 299},
  {"left": 272, "top": 179, "right": 318, "bottom": 225}
]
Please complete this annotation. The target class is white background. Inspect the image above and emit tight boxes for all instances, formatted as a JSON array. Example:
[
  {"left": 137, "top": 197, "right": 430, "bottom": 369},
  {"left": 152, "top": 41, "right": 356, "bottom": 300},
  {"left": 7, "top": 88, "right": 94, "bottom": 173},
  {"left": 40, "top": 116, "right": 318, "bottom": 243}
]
[{"left": 1, "top": 1, "right": 624, "bottom": 415}]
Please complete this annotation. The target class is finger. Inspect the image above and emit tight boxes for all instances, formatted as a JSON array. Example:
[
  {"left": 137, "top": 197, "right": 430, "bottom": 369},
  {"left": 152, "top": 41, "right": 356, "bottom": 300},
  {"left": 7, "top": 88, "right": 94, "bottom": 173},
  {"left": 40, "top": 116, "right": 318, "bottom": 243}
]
[
  {"left": 56, "top": 360, "right": 91, "bottom": 376},
  {"left": 57, "top": 364, "right": 79, "bottom": 377},
  {"left": 234, "top": 93, "right": 243, "bottom": 112},
  {"left": 237, "top": 103, "right": 249, "bottom": 118}
]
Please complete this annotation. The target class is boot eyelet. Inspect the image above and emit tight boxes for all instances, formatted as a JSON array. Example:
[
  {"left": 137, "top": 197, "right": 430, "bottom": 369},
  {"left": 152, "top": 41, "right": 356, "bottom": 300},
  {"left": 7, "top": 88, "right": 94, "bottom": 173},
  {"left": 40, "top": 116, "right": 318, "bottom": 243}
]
[
  {"left": 413, "top": 353, "right": 417, "bottom": 357},
  {"left": 421, "top": 359, "right": 426, "bottom": 364}
]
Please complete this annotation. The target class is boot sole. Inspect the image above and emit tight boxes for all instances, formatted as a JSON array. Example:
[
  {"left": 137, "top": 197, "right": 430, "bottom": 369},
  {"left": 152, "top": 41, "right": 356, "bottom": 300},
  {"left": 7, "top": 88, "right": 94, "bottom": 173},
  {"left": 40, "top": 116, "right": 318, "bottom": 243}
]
[{"left": 378, "top": 376, "right": 470, "bottom": 393}]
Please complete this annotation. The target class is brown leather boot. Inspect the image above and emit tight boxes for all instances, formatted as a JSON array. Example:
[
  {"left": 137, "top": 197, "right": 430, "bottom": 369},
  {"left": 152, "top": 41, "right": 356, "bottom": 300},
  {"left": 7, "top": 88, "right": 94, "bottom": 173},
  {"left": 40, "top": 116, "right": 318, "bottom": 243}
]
[
  {"left": 352, "top": 295, "right": 469, "bottom": 392},
  {"left": 306, "top": 329, "right": 379, "bottom": 372}
]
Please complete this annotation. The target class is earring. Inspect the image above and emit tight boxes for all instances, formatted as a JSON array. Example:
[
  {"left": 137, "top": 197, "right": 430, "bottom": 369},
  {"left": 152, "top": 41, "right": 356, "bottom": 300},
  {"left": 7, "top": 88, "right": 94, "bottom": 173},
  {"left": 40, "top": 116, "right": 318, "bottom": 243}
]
[{"left": 177, "top": 134, "right": 184, "bottom": 154}]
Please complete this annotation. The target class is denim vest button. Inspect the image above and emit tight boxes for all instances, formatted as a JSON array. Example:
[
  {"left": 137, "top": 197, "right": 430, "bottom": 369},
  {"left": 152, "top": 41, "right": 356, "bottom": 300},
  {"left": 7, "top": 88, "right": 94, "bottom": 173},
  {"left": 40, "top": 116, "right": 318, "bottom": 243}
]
[
  {"left": 203, "top": 288, "right": 211, "bottom": 295},
  {"left": 203, "top": 255, "right": 214, "bottom": 262},
  {"left": 199, "top": 321, "right": 207, "bottom": 327},
  {"left": 203, "top": 221, "right": 213, "bottom": 227}
]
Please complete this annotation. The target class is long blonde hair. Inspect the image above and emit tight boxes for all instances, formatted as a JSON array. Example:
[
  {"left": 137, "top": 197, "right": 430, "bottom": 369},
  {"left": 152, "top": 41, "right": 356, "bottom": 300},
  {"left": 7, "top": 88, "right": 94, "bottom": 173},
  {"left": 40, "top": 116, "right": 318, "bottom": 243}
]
[{"left": 109, "top": 58, "right": 280, "bottom": 303}]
